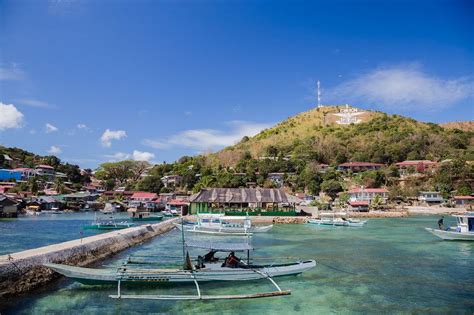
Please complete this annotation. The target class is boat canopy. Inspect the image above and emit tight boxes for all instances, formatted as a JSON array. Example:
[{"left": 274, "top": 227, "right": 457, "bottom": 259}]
[{"left": 186, "top": 240, "right": 253, "bottom": 252}]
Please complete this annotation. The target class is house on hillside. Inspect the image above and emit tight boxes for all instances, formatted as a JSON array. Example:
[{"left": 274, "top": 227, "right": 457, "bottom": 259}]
[
  {"left": 166, "top": 199, "right": 189, "bottom": 215},
  {"left": 395, "top": 160, "right": 437, "bottom": 176},
  {"left": 35, "top": 165, "right": 55, "bottom": 180},
  {"left": 0, "top": 194, "right": 19, "bottom": 218},
  {"left": 0, "top": 169, "right": 22, "bottom": 181},
  {"left": 337, "top": 162, "right": 384, "bottom": 173},
  {"left": 418, "top": 191, "right": 444, "bottom": 205},
  {"left": 161, "top": 175, "right": 181, "bottom": 188},
  {"left": 13, "top": 168, "right": 36, "bottom": 180},
  {"left": 267, "top": 173, "right": 286, "bottom": 187},
  {"left": 189, "top": 188, "right": 293, "bottom": 215}
]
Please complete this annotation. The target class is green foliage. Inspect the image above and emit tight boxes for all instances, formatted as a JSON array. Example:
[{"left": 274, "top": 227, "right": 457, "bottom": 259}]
[{"left": 321, "top": 179, "right": 343, "bottom": 200}]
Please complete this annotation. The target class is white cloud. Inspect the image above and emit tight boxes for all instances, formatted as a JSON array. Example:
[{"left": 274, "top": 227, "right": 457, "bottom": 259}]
[
  {"left": 45, "top": 123, "right": 58, "bottom": 133},
  {"left": 17, "top": 98, "right": 56, "bottom": 109},
  {"left": 143, "top": 121, "right": 271, "bottom": 151},
  {"left": 132, "top": 150, "right": 155, "bottom": 162},
  {"left": 47, "top": 145, "right": 62, "bottom": 155},
  {"left": 105, "top": 152, "right": 130, "bottom": 161},
  {"left": 326, "top": 64, "right": 474, "bottom": 111},
  {"left": 0, "top": 65, "right": 24, "bottom": 81},
  {"left": 0, "top": 102, "right": 24, "bottom": 130},
  {"left": 100, "top": 129, "right": 127, "bottom": 147},
  {"left": 77, "top": 123, "right": 88, "bottom": 129}
]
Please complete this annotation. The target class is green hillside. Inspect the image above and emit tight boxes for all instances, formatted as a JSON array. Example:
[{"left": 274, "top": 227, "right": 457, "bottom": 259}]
[{"left": 209, "top": 106, "right": 473, "bottom": 167}]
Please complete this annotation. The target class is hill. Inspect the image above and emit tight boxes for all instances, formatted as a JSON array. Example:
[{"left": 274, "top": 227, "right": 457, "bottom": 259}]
[
  {"left": 0, "top": 146, "right": 89, "bottom": 185},
  {"left": 440, "top": 121, "right": 474, "bottom": 132},
  {"left": 208, "top": 105, "right": 474, "bottom": 167}
]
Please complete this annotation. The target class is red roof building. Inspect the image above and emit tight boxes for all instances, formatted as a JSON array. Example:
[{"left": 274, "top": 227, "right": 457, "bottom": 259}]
[
  {"left": 453, "top": 196, "right": 474, "bottom": 206},
  {"left": 131, "top": 192, "right": 158, "bottom": 201},
  {"left": 395, "top": 160, "right": 437, "bottom": 175}
]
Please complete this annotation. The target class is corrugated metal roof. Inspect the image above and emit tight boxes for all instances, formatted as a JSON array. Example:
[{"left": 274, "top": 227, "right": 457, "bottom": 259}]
[{"left": 190, "top": 188, "right": 288, "bottom": 203}]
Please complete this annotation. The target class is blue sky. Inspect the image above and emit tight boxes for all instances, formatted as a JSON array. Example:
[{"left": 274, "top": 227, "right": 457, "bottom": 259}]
[{"left": 0, "top": 0, "right": 473, "bottom": 169}]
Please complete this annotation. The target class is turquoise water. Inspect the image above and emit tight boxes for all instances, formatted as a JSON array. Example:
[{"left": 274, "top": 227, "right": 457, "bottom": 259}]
[
  {"left": 2, "top": 216, "right": 474, "bottom": 314},
  {"left": 0, "top": 213, "right": 162, "bottom": 255}
]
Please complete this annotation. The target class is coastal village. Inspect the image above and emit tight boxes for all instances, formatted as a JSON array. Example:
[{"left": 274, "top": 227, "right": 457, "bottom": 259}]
[{"left": 1, "top": 142, "right": 472, "bottom": 219}]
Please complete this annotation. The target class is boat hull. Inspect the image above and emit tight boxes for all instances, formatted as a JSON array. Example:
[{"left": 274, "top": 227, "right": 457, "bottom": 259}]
[
  {"left": 44, "top": 260, "right": 316, "bottom": 285},
  {"left": 131, "top": 216, "right": 163, "bottom": 222},
  {"left": 175, "top": 223, "right": 272, "bottom": 234},
  {"left": 425, "top": 228, "right": 474, "bottom": 241}
]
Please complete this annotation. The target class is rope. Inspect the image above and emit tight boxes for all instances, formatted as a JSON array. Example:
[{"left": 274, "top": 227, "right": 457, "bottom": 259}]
[{"left": 316, "top": 260, "right": 360, "bottom": 276}]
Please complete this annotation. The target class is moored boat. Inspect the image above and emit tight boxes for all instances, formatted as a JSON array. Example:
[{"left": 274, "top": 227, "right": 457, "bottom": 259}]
[
  {"left": 44, "top": 238, "right": 316, "bottom": 301},
  {"left": 130, "top": 210, "right": 163, "bottom": 222},
  {"left": 83, "top": 213, "right": 135, "bottom": 230},
  {"left": 425, "top": 213, "right": 474, "bottom": 241}
]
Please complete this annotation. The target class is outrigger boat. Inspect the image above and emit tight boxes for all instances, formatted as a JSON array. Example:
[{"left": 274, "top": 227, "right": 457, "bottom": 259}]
[
  {"left": 175, "top": 213, "right": 273, "bottom": 236},
  {"left": 425, "top": 212, "right": 474, "bottom": 241},
  {"left": 83, "top": 213, "right": 135, "bottom": 230},
  {"left": 308, "top": 212, "right": 367, "bottom": 227},
  {"left": 44, "top": 224, "right": 316, "bottom": 301}
]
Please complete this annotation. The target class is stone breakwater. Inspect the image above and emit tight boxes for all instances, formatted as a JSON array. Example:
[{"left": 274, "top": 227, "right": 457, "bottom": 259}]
[{"left": 0, "top": 218, "right": 178, "bottom": 299}]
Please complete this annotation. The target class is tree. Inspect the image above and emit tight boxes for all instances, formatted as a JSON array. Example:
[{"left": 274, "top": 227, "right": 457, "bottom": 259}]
[{"left": 321, "top": 179, "right": 343, "bottom": 200}]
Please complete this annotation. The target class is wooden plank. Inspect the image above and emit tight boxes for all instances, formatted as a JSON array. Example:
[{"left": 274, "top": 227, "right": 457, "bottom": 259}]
[{"left": 109, "top": 290, "right": 291, "bottom": 300}]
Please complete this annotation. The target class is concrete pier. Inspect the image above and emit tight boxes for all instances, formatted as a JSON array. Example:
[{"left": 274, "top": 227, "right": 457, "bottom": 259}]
[{"left": 0, "top": 218, "right": 178, "bottom": 299}]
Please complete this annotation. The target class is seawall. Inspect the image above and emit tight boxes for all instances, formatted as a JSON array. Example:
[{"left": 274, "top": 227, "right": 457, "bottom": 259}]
[{"left": 0, "top": 218, "right": 178, "bottom": 299}]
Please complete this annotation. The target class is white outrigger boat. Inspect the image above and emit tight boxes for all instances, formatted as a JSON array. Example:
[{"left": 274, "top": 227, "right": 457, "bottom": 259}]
[
  {"left": 44, "top": 226, "right": 316, "bottom": 301},
  {"left": 308, "top": 212, "right": 367, "bottom": 227},
  {"left": 175, "top": 213, "right": 273, "bottom": 236},
  {"left": 425, "top": 213, "right": 474, "bottom": 241}
]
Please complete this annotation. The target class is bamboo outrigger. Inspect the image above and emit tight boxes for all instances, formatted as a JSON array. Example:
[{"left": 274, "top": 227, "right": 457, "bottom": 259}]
[{"left": 44, "top": 221, "right": 316, "bottom": 301}]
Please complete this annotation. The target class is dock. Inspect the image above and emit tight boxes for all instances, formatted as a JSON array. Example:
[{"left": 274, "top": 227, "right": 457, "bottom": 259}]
[{"left": 0, "top": 218, "right": 178, "bottom": 299}]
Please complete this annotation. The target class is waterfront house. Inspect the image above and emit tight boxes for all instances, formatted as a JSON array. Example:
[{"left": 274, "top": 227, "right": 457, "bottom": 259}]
[
  {"left": 348, "top": 201, "right": 370, "bottom": 212},
  {"left": 0, "top": 194, "right": 19, "bottom": 218},
  {"left": 36, "top": 196, "right": 64, "bottom": 210},
  {"left": 161, "top": 175, "right": 181, "bottom": 188},
  {"left": 62, "top": 191, "right": 99, "bottom": 209},
  {"left": 189, "top": 188, "right": 293, "bottom": 215},
  {"left": 347, "top": 187, "right": 389, "bottom": 203},
  {"left": 395, "top": 160, "right": 437, "bottom": 176},
  {"left": 102, "top": 190, "right": 134, "bottom": 201},
  {"left": 452, "top": 196, "right": 474, "bottom": 207},
  {"left": 131, "top": 192, "right": 158, "bottom": 202},
  {"left": 337, "top": 162, "right": 384, "bottom": 172},
  {"left": 418, "top": 191, "right": 444, "bottom": 204},
  {"left": 166, "top": 199, "right": 189, "bottom": 215},
  {"left": 0, "top": 169, "right": 22, "bottom": 181}
]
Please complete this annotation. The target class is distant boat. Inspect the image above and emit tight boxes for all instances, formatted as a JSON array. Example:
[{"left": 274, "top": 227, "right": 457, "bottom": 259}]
[
  {"left": 84, "top": 213, "right": 134, "bottom": 230},
  {"left": 308, "top": 212, "right": 367, "bottom": 227},
  {"left": 425, "top": 213, "right": 474, "bottom": 241},
  {"left": 163, "top": 209, "right": 179, "bottom": 217},
  {"left": 175, "top": 213, "right": 273, "bottom": 236},
  {"left": 100, "top": 203, "right": 116, "bottom": 214},
  {"left": 129, "top": 210, "right": 163, "bottom": 222}
]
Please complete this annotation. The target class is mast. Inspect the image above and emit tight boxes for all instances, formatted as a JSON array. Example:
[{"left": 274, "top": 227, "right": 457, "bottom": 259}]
[{"left": 317, "top": 80, "right": 322, "bottom": 108}]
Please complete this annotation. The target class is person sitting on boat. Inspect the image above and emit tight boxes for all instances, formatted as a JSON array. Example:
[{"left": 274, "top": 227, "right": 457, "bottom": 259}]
[
  {"left": 195, "top": 255, "right": 205, "bottom": 269},
  {"left": 438, "top": 216, "right": 445, "bottom": 230},
  {"left": 204, "top": 250, "right": 218, "bottom": 262},
  {"left": 223, "top": 251, "right": 240, "bottom": 268}
]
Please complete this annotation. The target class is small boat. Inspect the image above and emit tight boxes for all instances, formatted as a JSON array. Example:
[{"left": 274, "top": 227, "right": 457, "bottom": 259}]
[
  {"left": 130, "top": 210, "right": 163, "bottom": 222},
  {"left": 175, "top": 213, "right": 273, "bottom": 236},
  {"left": 84, "top": 213, "right": 135, "bottom": 230},
  {"left": 308, "top": 212, "right": 367, "bottom": 227},
  {"left": 425, "top": 213, "right": 474, "bottom": 241},
  {"left": 44, "top": 234, "right": 316, "bottom": 301},
  {"left": 41, "top": 208, "right": 64, "bottom": 215},
  {"left": 163, "top": 209, "right": 179, "bottom": 217},
  {"left": 101, "top": 203, "right": 116, "bottom": 214}
]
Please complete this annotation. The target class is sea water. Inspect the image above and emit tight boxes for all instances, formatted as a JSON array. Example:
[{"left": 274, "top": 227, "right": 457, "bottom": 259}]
[{"left": 1, "top": 215, "right": 473, "bottom": 314}]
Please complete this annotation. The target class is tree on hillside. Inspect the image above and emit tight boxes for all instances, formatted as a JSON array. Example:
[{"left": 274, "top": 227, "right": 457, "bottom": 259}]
[{"left": 321, "top": 179, "right": 343, "bottom": 200}]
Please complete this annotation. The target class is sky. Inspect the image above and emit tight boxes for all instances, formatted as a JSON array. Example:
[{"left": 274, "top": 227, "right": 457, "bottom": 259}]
[{"left": 0, "top": 0, "right": 473, "bottom": 169}]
